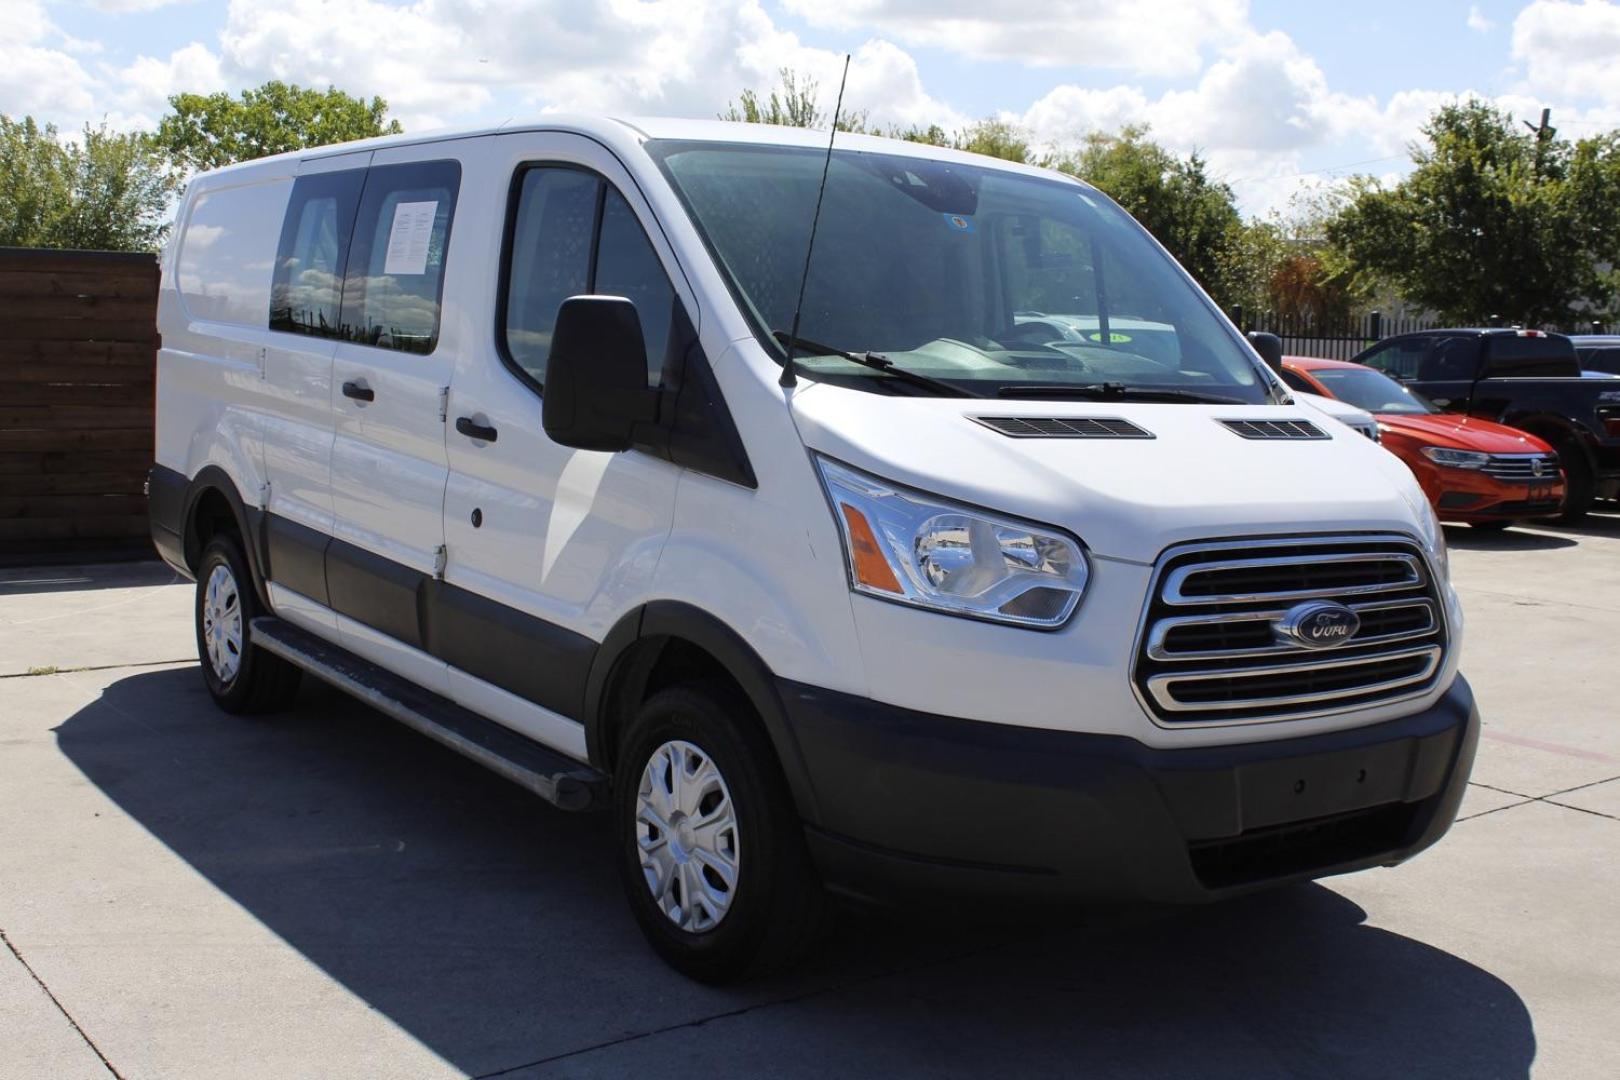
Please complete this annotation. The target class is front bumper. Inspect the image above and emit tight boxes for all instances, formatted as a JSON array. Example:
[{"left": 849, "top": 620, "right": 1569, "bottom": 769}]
[{"left": 779, "top": 675, "right": 1478, "bottom": 906}]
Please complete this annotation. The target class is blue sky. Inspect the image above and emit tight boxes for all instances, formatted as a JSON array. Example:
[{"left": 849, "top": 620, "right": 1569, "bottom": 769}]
[{"left": 7, "top": 1, "right": 1620, "bottom": 214}]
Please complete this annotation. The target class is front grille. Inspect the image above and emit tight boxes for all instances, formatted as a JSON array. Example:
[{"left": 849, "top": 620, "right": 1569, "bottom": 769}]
[
  {"left": 1480, "top": 453, "right": 1558, "bottom": 482},
  {"left": 1218, "top": 418, "right": 1328, "bottom": 440},
  {"left": 973, "top": 416, "right": 1154, "bottom": 439},
  {"left": 1133, "top": 535, "right": 1448, "bottom": 724}
]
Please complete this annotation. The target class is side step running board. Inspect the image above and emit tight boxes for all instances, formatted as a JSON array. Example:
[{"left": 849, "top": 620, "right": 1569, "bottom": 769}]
[{"left": 251, "top": 616, "right": 607, "bottom": 812}]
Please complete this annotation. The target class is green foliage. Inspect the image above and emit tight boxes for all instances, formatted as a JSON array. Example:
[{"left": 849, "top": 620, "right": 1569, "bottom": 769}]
[
  {"left": 1325, "top": 99, "right": 1620, "bottom": 324},
  {"left": 1, "top": 115, "right": 176, "bottom": 251},
  {"left": 153, "top": 81, "right": 402, "bottom": 173},
  {"left": 1056, "top": 126, "right": 1244, "bottom": 307},
  {"left": 0, "top": 115, "right": 68, "bottom": 246},
  {"left": 720, "top": 69, "right": 869, "bottom": 133}
]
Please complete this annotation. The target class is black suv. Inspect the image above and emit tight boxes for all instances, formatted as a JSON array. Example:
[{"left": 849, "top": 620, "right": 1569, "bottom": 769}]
[
  {"left": 1352, "top": 329, "right": 1620, "bottom": 519},
  {"left": 1571, "top": 335, "right": 1620, "bottom": 376}
]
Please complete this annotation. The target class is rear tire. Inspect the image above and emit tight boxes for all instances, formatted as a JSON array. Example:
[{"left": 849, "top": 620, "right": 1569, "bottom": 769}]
[
  {"left": 1556, "top": 440, "right": 1594, "bottom": 522},
  {"left": 195, "top": 534, "right": 301, "bottom": 714},
  {"left": 613, "top": 681, "right": 825, "bottom": 983}
]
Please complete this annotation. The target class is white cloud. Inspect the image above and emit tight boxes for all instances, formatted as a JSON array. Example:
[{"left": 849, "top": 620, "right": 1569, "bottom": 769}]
[
  {"left": 113, "top": 42, "right": 226, "bottom": 130},
  {"left": 780, "top": 0, "right": 1251, "bottom": 77},
  {"left": 0, "top": 0, "right": 99, "bottom": 123},
  {"left": 1467, "top": 5, "right": 1495, "bottom": 32},
  {"left": 83, "top": 0, "right": 198, "bottom": 10},
  {"left": 1018, "top": 30, "right": 1378, "bottom": 211},
  {"left": 1512, "top": 0, "right": 1620, "bottom": 103},
  {"left": 204, "top": 0, "right": 961, "bottom": 133}
]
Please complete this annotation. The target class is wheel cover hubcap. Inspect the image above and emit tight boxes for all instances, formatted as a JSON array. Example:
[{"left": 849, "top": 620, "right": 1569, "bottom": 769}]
[
  {"left": 202, "top": 563, "right": 244, "bottom": 682},
  {"left": 635, "top": 739, "right": 739, "bottom": 933}
]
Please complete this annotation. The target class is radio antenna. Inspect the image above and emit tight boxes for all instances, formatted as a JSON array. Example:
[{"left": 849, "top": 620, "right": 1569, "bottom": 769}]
[{"left": 780, "top": 54, "right": 851, "bottom": 389}]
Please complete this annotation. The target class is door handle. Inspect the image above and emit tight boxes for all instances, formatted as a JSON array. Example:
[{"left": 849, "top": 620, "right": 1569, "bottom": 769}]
[
  {"left": 341, "top": 380, "right": 374, "bottom": 402},
  {"left": 455, "top": 416, "right": 498, "bottom": 443}
]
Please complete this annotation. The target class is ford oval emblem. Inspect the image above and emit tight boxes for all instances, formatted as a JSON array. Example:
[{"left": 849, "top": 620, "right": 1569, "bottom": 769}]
[{"left": 1275, "top": 602, "right": 1361, "bottom": 649}]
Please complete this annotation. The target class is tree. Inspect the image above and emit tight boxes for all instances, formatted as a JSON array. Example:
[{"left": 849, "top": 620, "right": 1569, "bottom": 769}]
[
  {"left": 0, "top": 115, "right": 70, "bottom": 247},
  {"left": 721, "top": 69, "right": 869, "bottom": 132},
  {"left": 153, "top": 81, "right": 402, "bottom": 174},
  {"left": 1326, "top": 99, "right": 1620, "bottom": 324},
  {"left": 1, "top": 115, "right": 175, "bottom": 251},
  {"left": 1058, "top": 126, "right": 1244, "bottom": 307}
]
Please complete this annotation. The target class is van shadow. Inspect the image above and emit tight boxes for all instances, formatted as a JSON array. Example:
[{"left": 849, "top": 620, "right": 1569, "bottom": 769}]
[{"left": 56, "top": 667, "right": 1537, "bottom": 1079}]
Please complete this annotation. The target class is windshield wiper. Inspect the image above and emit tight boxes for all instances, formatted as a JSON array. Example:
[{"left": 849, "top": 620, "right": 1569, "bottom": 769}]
[
  {"left": 996, "top": 382, "right": 1247, "bottom": 405},
  {"left": 772, "top": 330, "right": 979, "bottom": 398}
]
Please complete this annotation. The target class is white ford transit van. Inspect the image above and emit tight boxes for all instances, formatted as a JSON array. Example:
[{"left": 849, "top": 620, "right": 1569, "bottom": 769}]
[{"left": 148, "top": 117, "right": 1476, "bottom": 981}]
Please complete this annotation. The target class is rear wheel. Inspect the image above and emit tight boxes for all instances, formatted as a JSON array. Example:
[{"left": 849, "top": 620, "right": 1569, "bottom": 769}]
[
  {"left": 613, "top": 682, "right": 825, "bottom": 982},
  {"left": 1556, "top": 439, "right": 1595, "bottom": 522},
  {"left": 195, "top": 534, "right": 300, "bottom": 713}
]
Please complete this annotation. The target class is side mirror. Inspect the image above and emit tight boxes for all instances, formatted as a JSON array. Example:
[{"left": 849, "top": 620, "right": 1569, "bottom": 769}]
[
  {"left": 1247, "top": 331, "right": 1284, "bottom": 374},
  {"left": 542, "top": 296, "right": 657, "bottom": 452}
]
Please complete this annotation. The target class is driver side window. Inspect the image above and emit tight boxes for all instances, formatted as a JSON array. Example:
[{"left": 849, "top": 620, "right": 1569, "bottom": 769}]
[{"left": 501, "top": 165, "right": 678, "bottom": 390}]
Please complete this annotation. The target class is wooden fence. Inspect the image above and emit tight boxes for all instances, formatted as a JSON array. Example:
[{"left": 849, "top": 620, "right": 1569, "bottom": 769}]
[{"left": 0, "top": 248, "right": 159, "bottom": 560}]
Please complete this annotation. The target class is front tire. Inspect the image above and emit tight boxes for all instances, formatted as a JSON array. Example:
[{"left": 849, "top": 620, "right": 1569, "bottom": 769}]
[
  {"left": 614, "top": 682, "right": 825, "bottom": 982},
  {"left": 1556, "top": 440, "right": 1594, "bottom": 522},
  {"left": 194, "top": 534, "right": 300, "bottom": 713}
]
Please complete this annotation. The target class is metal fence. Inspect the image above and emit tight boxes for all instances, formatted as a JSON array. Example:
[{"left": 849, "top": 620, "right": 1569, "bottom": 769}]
[{"left": 1230, "top": 308, "right": 1616, "bottom": 361}]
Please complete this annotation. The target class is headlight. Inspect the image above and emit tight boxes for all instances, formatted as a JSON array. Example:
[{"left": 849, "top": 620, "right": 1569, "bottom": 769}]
[
  {"left": 815, "top": 456, "right": 1089, "bottom": 628},
  {"left": 1421, "top": 447, "right": 1489, "bottom": 469}
]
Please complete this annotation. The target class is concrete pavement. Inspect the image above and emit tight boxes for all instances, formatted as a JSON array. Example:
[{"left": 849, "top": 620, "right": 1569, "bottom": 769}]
[{"left": 2, "top": 512, "right": 1618, "bottom": 1079}]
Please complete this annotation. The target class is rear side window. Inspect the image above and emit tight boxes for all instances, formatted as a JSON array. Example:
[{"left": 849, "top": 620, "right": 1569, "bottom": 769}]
[
  {"left": 1418, "top": 336, "right": 1478, "bottom": 381},
  {"left": 1585, "top": 347, "right": 1620, "bottom": 375},
  {"left": 502, "top": 166, "right": 679, "bottom": 388},
  {"left": 177, "top": 180, "right": 289, "bottom": 326},
  {"left": 339, "top": 160, "right": 460, "bottom": 355},
  {"left": 1360, "top": 338, "right": 1429, "bottom": 380},
  {"left": 270, "top": 170, "right": 364, "bottom": 336},
  {"left": 1484, "top": 335, "right": 1580, "bottom": 378}
]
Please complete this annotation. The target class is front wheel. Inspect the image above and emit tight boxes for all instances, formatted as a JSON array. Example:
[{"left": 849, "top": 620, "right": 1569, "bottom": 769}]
[
  {"left": 614, "top": 682, "right": 825, "bottom": 982},
  {"left": 195, "top": 534, "right": 301, "bottom": 713},
  {"left": 1556, "top": 441, "right": 1594, "bottom": 522}
]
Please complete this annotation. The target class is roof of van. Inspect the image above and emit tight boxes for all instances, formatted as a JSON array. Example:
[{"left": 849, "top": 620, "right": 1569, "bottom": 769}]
[{"left": 187, "top": 114, "right": 1087, "bottom": 189}]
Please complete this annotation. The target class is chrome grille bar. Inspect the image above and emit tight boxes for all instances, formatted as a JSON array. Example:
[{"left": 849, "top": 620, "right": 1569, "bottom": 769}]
[
  {"left": 1146, "top": 598, "right": 1437, "bottom": 661},
  {"left": 1145, "top": 646, "right": 1442, "bottom": 713},
  {"left": 1131, "top": 534, "right": 1448, "bottom": 726},
  {"left": 1162, "top": 552, "right": 1424, "bottom": 606},
  {"left": 1480, "top": 453, "right": 1558, "bottom": 482}
]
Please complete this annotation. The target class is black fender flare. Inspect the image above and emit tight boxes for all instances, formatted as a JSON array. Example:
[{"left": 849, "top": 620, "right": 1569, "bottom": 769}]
[
  {"left": 583, "top": 600, "right": 823, "bottom": 825},
  {"left": 181, "top": 465, "right": 271, "bottom": 607}
]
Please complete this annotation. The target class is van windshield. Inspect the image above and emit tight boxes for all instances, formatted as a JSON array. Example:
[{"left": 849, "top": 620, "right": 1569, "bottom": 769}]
[{"left": 648, "top": 140, "right": 1272, "bottom": 403}]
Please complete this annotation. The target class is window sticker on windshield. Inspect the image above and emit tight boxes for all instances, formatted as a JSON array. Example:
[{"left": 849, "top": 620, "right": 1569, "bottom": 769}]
[
  {"left": 943, "top": 213, "right": 975, "bottom": 233},
  {"left": 1087, "top": 331, "right": 1134, "bottom": 344},
  {"left": 383, "top": 200, "right": 438, "bottom": 276}
]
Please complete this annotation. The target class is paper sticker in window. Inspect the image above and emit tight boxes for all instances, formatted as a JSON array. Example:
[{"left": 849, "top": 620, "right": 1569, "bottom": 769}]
[{"left": 383, "top": 200, "right": 438, "bottom": 275}]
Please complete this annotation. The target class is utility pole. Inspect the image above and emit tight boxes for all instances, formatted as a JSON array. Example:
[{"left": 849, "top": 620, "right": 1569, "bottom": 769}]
[{"left": 1523, "top": 108, "right": 1555, "bottom": 177}]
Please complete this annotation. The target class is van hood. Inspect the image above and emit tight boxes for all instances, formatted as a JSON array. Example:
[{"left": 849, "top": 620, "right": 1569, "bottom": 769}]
[
  {"left": 1376, "top": 411, "right": 1554, "bottom": 454},
  {"left": 791, "top": 383, "right": 1430, "bottom": 563}
]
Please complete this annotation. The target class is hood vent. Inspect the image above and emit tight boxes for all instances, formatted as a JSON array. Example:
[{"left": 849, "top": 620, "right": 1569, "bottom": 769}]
[
  {"left": 973, "top": 416, "right": 1154, "bottom": 439},
  {"left": 1219, "top": 418, "right": 1329, "bottom": 441}
]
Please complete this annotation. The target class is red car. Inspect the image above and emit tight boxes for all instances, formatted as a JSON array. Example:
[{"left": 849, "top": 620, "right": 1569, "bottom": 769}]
[{"left": 1281, "top": 356, "right": 1565, "bottom": 528}]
